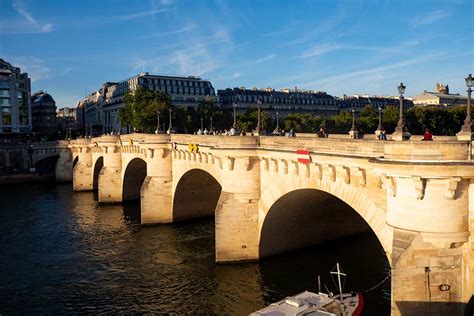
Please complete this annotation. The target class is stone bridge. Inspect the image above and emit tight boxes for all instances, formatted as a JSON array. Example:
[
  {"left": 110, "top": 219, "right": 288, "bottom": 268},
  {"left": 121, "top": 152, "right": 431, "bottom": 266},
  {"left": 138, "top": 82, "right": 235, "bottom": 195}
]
[
  {"left": 66, "top": 134, "right": 472, "bottom": 315},
  {"left": 0, "top": 141, "right": 72, "bottom": 182}
]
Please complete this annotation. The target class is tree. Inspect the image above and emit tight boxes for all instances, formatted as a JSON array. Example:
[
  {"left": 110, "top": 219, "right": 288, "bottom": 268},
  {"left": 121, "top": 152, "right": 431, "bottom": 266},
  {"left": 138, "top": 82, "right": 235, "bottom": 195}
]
[
  {"left": 332, "top": 111, "right": 352, "bottom": 133},
  {"left": 382, "top": 106, "right": 399, "bottom": 133},
  {"left": 357, "top": 105, "right": 378, "bottom": 134},
  {"left": 119, "top": 88, "right": 171, "bottom": 133}
]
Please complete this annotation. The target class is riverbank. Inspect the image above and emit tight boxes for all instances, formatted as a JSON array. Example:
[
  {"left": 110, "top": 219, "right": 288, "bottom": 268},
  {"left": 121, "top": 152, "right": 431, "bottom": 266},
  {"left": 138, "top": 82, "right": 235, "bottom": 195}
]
[{"left": 0, "top": 172, "right": 55, "bottom": 184}]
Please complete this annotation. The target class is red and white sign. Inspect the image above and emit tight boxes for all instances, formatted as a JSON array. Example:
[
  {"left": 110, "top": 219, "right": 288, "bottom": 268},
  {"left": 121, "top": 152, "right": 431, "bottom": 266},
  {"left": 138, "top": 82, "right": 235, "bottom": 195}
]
[{"left": 296, "top": 149, "right": 311, "bottom": 164}]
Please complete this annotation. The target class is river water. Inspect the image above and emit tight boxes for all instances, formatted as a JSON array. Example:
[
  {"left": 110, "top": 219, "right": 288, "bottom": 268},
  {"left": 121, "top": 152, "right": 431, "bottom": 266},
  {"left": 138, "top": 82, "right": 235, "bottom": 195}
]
[{"left": 0, "top": 183, "right": 390, "bottom": 315}]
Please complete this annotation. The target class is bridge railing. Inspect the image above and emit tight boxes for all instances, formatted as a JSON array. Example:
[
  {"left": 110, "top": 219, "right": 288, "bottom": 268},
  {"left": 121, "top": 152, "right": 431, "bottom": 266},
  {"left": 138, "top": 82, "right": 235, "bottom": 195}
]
[
  {"left": 259, "top": 136, "right": 386, "bottom": 157},
  {"left": 171, "top": 134, "right": 258, "bottom": 148}
]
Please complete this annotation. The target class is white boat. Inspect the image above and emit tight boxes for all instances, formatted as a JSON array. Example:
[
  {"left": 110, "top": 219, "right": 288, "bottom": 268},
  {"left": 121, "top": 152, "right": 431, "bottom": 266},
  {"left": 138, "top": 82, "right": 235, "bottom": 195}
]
[{"left": 250, "top": 263, "right": 364, "bottom": 316}]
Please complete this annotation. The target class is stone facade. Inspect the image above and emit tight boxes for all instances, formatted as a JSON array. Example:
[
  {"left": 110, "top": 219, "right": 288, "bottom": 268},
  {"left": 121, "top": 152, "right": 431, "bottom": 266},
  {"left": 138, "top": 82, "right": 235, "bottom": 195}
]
[{"left": 67, "top": 134, "right": 473, "bottom": 315}]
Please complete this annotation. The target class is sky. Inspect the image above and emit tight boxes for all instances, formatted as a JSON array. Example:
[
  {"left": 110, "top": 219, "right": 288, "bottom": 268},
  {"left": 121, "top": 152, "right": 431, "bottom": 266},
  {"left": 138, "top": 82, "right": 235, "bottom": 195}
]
[{"left": 0, "top": 0, "right": 472, "bottom": 107}]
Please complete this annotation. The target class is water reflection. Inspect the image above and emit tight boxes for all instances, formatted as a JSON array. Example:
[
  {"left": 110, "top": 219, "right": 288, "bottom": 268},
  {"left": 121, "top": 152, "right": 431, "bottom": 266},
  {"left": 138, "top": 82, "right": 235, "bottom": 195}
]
[{"left": 0, "top": 183, "right": 389, "bottom": 315}]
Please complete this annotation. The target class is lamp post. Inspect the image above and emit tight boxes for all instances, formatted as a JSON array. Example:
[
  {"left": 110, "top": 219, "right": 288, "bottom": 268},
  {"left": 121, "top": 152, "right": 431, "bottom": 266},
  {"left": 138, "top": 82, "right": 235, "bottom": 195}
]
[
  {"left": 350, "top": 108, "right": 356, "bottom": 132},
  {"left": 457, "top": 74, "right": 473, "bottom": 140},
  {"left": 255, "top": 98, "right": 263, "bottom": 134},
  {"left": 392, "top": 82, "right": 408, "bottom": 141},
  {"left": 232, "top": 101, "right": 238, "bottom": 129},
  {"left": 273, "top": 111, "right": 281, "bottom": 134},
  {"left": 378, "top": 106, "right": 382, "bottom": 130},
  {"left": 157, "top": 109, "right": 161, "bottom": 134},
  {"left": 200, "top": 117, "right": 204, "bottom": 131},
  {"left": 166, "top": 107, "right": 174, "bottom": 134},
  {"left": 349, "top": 108, "right": 359, "bottom": 139},
  {"left": 210, "top": 116, "right": 213, "bottom": 133},
  {"left": 374, "top": 106, "right": 383, "bottom": 139}
]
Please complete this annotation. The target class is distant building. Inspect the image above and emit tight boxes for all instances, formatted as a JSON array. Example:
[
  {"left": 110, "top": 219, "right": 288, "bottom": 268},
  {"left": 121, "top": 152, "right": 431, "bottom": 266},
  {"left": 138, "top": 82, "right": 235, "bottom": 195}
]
[
  {"left": 338, "top": 94, "right": 414, "bottom": 112},
  {"left": 57, "top": 107, "right": 76, "bottom": 135},
  {"left": 0, "top": 58, "right": 32, "bottom": 134},
  {"left": 218, "top": 87, "right": 413, "bottom": 116},
  {"left": 77, "top": 73, "right": 215, "bottom": 134},
  {"left": 31, "top": 91, "right": 57, "bottom": 134},
  {"left": 413, "top": 83, "right": 467, "bottom": 107},
  {"left": 218, "top": 87, "right": 339, "bottom": 117}
]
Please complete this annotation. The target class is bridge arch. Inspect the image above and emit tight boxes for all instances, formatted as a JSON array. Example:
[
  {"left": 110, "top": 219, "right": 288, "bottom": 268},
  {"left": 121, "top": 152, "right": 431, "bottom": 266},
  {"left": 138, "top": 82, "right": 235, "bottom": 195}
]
[
  {"left": 172, "top": 168, "right": 222, "bottom": 222},
  {"left": 259, "top": 176, "right": 392, "bottom": 262},
  {"left": 92, "top": 157, "right": 103, "bottom": 191},
  {"left": 122, "top": 158, "right": 147, "bottom": 201},
  {"left": 34, "top": 155, "right": 59, "bottom": 172}
]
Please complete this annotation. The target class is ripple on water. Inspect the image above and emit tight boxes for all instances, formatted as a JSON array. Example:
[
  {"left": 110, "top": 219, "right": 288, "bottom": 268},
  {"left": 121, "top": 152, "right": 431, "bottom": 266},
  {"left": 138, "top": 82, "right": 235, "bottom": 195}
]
[{"left": 0, "top": 183, "right": 390, "bottom": 315}]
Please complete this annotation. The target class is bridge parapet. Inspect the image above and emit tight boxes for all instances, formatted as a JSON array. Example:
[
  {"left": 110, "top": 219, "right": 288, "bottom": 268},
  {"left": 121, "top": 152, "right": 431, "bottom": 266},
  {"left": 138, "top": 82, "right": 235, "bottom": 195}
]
[
  {"left": 171, "top": 134, "right": 258, "bottom": 148},
  {"left": 383, "top": 140, "right": 470, "bottom": 161},
  {"left": 259, "top": 136, "right": 385, "bottom": 157}
]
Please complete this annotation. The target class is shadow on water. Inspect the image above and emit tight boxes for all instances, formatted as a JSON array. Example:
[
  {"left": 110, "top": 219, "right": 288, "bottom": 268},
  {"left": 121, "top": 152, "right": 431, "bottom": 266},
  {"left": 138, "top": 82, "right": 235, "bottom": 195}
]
[
  {"left": 257, "top": 233, "right": 391, "bottom": 316},
  {"left": 122, "top": 201, "right": 141, "bottom": 225}
]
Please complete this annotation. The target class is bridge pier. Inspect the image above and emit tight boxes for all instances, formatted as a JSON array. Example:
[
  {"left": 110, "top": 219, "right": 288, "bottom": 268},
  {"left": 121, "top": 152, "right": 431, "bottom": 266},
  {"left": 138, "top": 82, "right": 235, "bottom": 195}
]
[
  {"left": 141, "top": 144, "right": 173, "bottom": 224},
  {"left": 55, "top": 144, "right": 72, "bottom": 182},
  {"left": 215, "top": 155, "right": 260, "bottom": 262},
  {"left": 71, "top": 140, "right": 93, "bottom": 191},
  {"left": 98, "top": 136, "right": 123, "bottom": 203},
  {"left": 386, "top": 175, "right": 471, "bottom": 315}
]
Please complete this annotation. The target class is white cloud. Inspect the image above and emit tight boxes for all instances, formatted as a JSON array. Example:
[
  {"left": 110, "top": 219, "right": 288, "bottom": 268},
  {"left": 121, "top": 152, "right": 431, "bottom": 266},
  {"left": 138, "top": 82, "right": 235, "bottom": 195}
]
[
  {"left": 141, "top": 24, "right": 196, "bottom": 39},
  {"left": 411, "top": 10, "right": 452, "bottom": 27},
  {"left": 256, "top": 54, "right": 277, "bottom": 63},
  {"left": 12, "top": 1, "right": 35, "bottom": 23},
  {"left": 301, "top": 53, "right": 443, "bottom": 89},
  {"left": 295, "top": 43, "right": 342, "bottom": 59},
  {"left": 41, "top": 24, "right": 53, "bottom": 33},
  {"left": 3, "top": 1, "right": 54, "bottom": 34},
  {"left": 121, "top": 8, "right": 172, "bottom": 20},
  {"left": 232, "top": 72, "right": 241, "bottom": 78},
  {"left": 7, "top": 56, "right": 52, "bottom": 82}
]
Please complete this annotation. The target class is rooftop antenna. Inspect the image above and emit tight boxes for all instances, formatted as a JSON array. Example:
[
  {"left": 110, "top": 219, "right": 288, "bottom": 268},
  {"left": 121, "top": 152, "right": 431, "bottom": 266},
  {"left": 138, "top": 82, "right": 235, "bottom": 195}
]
[
  {"left": 198, "top": 63, "right": 201, "bottom": 77},
  {"left": 142, "top": 60, "right": 145, "bottom": 73}
]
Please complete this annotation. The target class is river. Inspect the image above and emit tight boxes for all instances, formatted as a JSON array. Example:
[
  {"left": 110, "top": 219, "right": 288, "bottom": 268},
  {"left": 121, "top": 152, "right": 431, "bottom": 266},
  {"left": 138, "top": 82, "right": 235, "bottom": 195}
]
[{"left": 0, "top": 183, "right": 390, "bottom": 315}]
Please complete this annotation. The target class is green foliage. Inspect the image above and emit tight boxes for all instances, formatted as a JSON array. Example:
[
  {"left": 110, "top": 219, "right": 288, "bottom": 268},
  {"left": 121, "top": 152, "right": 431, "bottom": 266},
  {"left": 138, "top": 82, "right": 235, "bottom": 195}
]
[
  {"left": 119, "top": 89, "right": 468, "bottom": 136},
  {"left": 382, "top": 106, "right": 399, "bottom": 133},
  {"left": 332, "top": 111, "right": 353, "bottom": 133},
  {"left": 119, "top": 88, "right": 171, "bottom": 133},
  {"left": 357, "top": 105, "right": 378, "bottom": 134},
  {"left": 283, "top": 113, "right": 322, "bottom": 132}
]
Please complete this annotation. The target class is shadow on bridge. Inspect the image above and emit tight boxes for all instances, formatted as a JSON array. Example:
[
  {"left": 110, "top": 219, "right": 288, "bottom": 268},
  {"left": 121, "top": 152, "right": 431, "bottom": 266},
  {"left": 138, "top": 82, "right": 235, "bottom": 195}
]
[
  {"left": 122, "top": 158, "right": 147, "bottom": 202},
  {"left": 172, "top": 169, "right": 222, "bottom": 222},
  {"left": 93, "top": 157, "right": 103, "bottom": 192}
]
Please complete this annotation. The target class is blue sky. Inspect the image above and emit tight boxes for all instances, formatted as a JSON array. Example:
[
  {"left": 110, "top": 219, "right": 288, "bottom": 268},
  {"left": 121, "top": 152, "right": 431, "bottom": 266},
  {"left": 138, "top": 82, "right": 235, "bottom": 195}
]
[{"left": 0, "top": 0, "right": 472, "bottom": 107}]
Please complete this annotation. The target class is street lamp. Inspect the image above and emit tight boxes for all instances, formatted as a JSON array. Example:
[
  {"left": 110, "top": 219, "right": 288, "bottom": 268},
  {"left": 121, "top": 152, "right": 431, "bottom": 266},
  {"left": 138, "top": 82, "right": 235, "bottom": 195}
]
[
  {"left": 232, "top": 100, "right": 238, "bottom": 129},
  {"left": 350, "top": 108, "right": 356, "bottom": 132},
  {"left": 392, "top": 82, "right": 408, "bottom": 141},
  {"left": 396, "top": 82, "right": 406, "bottom": 130},
  {"left": 458, "top": 74, "right": 473, "bottom": 137},
  {"left": 166, "top": 107, "right": 174, "bottom": 134},
  {"left": 155, "top": 109, "right": 161, "bottom": 134},
  {"left": 210, "top": 116, "right": 213, "bottom": 133},
  {"left": 256, "top": 98, "right": 263, "bottom": 133},
  {"left": 349, "top": 108, "right": 359, "bottom": 139},
  {"left": 273, "top": 111, "right": 281, "bottom": 134},
  {"left": 377, "top": 106, "right": 382, "bottom": 131},
  {"left": 200, "top": 117, "right": 204, "bottom": 131}
]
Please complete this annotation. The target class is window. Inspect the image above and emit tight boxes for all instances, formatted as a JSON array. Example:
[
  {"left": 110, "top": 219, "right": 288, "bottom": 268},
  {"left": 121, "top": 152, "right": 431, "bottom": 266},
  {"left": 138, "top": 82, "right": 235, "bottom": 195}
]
[
  {"left": 2, "top": 107, "right": 11, "bottom": 125},
  {"left": 0, "top": 89, "right": 10, "bottom": 97}
]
